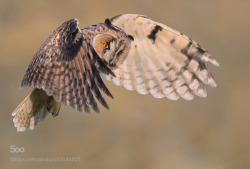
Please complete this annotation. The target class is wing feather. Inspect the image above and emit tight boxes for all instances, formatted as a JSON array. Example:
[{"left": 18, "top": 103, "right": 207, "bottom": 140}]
[
  {"left": 132, "top": 48, "right": 148, "bottom": 95},
  {"left": 20, "top": 19, "right": 114, "bottom": 113},
  {"left": 122, "top": 53, "right": 134, "bottom": 91},
  {"left": 67, "top": 60, "right": 78, "bottom": 109},
  {"left": 107, "top": 14, "right": 219, "bottom": 100}
]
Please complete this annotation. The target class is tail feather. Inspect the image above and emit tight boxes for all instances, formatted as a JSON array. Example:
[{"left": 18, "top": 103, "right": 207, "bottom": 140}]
[{"left": 12, "top": 88, "right": 61, "bottom": 132}]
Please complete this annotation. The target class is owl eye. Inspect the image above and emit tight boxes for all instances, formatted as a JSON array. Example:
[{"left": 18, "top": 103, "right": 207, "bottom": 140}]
[{"left": 103, "top": 43, "right": 109, "bottom": 49}]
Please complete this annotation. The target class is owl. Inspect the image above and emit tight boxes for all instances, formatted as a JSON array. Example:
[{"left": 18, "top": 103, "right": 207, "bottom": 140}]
[{"left": 12, "top": 14, "right": 219, "bottom": 132}]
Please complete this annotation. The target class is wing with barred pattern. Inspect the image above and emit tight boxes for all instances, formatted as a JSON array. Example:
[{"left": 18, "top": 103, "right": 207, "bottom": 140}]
[
  {"left": 103, "top": 14, "right": 219, "bottom": 100},
  {"left": 21, "top": 19, "right": 114, "bottom": 113}
]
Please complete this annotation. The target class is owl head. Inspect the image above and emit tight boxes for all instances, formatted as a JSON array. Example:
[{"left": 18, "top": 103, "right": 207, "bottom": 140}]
[{"left": 92, "top": 19, "right": 134, "bottom": 70}]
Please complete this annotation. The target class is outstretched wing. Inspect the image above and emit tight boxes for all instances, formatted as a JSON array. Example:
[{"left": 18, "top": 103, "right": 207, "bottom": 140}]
[
  {"left": 21, "top": 19, "right": 114, "bottom": 113},
  {"left": 103, "top": 14, "right": 219, "bottom": 100}
]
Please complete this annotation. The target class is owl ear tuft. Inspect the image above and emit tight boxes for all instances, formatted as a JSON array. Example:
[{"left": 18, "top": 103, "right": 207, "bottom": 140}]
[
  {"left": 104, "top": 18, "right": 112, "bottom": 28},
  {"left": 127, "top": 35, "right": 134, "bottom": 41}
]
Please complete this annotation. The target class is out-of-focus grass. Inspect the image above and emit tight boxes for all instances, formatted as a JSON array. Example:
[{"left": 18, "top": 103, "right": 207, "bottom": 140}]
[{"left": 1, "top": 0, "right": 250, "bottom": 169}]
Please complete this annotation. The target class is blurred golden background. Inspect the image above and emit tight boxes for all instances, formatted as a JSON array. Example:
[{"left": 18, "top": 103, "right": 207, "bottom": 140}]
[{"left": 1, "top": 0, "right": 250, "bottom": 168}]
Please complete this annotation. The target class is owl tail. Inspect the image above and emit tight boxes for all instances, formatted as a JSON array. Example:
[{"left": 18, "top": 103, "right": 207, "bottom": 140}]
[{"left": 12, "top": 88, "right": 61, "bottom": 132}]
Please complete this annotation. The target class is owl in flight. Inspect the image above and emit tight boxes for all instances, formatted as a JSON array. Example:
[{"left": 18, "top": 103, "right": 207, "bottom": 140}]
[{"left": 12, "top": 14, "right": 219, "bottom": 132}]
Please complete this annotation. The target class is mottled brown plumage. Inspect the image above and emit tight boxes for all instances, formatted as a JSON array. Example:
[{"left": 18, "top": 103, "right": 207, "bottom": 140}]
[
  {"left": 12, "top": 14, "right": 219, "bottom": 132},
  {"left": 20, "top": 19, "right": 115, "bottom": 113}
]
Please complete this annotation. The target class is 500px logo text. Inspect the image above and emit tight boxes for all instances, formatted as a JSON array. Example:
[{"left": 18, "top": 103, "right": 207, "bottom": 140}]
[{"left": 10, "top": 145, "right": 25, "bottom": 153}]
